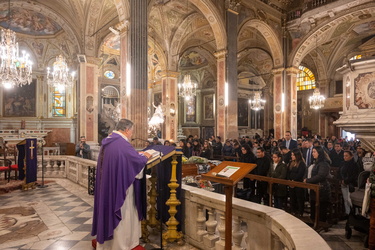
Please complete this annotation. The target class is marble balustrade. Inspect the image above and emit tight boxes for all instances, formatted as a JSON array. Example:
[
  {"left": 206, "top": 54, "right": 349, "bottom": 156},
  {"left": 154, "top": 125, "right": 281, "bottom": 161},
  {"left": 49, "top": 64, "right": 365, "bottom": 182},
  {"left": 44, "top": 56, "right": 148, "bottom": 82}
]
[{"left": 33, "top": 155, "right": 330, "bottom": 249}]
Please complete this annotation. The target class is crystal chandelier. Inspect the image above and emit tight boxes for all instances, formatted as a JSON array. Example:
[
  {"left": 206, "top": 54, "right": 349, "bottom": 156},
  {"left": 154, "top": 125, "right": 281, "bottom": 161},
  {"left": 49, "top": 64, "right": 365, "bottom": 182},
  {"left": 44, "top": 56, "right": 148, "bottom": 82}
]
[
  {"left": 249, "top": 91, "right": 266, "bottom": 111},
  {"left": 309, "top": 88, "right": 325, "bottom": 109},
  {"left": 47, "top": 55, "right": 76, "bottom": 90},
  {"left": 0, "top": 29, "right": 33, "bottom": 89},
  {"left": 178, "top": 74, "right": 197, "bottom": 101}
]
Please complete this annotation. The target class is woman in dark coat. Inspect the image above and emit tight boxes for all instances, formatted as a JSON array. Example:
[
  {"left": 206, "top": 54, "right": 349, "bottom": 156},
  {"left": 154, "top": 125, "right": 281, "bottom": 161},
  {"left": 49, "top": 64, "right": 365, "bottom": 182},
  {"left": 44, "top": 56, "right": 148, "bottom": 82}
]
[
  {"left": 287, "top": 148, "right": 306, "bottom": 216},
  {"left": 340, "top": 150, "right": 358, "bottom": 215},
  {"left": 305, "top": 146, "right": 331, "bottom": 222},
  {"left": 240, "top": 144, "right": 256, "bottom": 190},
  {"left": 200, "top": 140, "right": 212, "bottom": 159},
  {"left": 268, "top": 151, "right": 288, "bottom": 209}
]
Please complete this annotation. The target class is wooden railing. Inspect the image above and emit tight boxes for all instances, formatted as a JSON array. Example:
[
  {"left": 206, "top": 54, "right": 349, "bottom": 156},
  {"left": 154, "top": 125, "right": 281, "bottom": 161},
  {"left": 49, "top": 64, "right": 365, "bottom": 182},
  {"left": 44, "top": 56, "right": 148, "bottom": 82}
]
[{"left": 246, "top": 174, "right": 321, "bottom": 228}]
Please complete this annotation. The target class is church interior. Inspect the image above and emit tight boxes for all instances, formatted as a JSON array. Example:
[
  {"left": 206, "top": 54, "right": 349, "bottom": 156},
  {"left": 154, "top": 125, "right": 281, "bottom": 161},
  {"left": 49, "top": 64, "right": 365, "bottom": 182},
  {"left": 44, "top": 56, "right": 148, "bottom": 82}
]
[{"left": 1, "top": 0, "right": 375, "bottom": 249}]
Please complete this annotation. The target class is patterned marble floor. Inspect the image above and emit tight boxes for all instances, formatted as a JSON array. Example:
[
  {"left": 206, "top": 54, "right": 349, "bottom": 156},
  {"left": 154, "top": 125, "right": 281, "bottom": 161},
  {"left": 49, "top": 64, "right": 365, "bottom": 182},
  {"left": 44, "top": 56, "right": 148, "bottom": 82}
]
[{"left": 0, "top": 178, "right": 369, "bottom": 249}]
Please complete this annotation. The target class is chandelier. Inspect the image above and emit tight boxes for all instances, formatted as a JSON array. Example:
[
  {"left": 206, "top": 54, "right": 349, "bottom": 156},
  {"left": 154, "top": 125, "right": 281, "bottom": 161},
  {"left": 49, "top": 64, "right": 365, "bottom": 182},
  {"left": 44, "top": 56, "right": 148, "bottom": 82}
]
[
  {"left": 178, "top": 74, "right": 197, "bottom": 101},
  {"left": 47, "top": 55, "right": 76, "bottom": 90},
  {"left": 249, "top": 91, "right": 266, "bottom": 111},
  {"left": 309, "top": 88, "right": 325, "bottom": 109},
  {"left": 0, "top": 29, "right": 33, "bottom": 89}
]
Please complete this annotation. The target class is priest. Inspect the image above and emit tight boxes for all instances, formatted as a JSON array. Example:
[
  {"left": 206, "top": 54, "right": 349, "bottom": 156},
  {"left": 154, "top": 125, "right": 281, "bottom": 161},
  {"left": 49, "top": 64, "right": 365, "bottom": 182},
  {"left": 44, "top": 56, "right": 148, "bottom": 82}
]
[{"left": 92, "top": 119, "right": 151, "bottom": 249}]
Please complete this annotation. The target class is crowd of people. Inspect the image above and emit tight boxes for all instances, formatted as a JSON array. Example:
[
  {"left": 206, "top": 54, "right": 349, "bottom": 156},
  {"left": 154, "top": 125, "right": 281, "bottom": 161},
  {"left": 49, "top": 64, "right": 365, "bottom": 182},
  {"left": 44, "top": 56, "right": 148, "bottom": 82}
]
[{"left": 177, "top": 131, "right": 366, "bottom": 225}]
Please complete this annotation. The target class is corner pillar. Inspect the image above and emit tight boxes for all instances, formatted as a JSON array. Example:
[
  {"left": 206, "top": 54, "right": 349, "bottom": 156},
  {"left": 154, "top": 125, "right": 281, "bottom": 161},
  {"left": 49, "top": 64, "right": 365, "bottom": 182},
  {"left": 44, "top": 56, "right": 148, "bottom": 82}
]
[
  {"left": 214, "top": 50, "right": 227, "bottom": 140},
  {"left": 285, "top": 67, "right": 299, "bottom": 138},
  {"left": 78, "top": 57, "right": 100, "bottom": 143},
  {"left": 161, "top": 71, "right": 179, "bottom": 141},
  {"left": 272, "top": 68, "right": 284, "bottom": 140}
]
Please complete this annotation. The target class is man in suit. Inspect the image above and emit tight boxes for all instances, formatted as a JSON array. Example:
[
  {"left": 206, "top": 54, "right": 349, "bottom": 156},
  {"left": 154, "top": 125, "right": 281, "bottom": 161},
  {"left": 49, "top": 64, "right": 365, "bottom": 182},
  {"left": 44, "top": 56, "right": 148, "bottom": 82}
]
[
  {"left": 303, "top": 138, "right": 314, "bottom": 167},
  {"left": 282, "top": 131, "right": 298, "bottom": 150}
]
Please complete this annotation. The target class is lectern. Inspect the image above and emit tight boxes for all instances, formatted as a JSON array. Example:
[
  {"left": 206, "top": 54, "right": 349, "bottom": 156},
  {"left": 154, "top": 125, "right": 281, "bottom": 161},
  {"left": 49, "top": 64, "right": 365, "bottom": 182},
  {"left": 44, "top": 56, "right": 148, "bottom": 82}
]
[
  {"left": 17, "top": 138, "right": 38, "bottom": 190},
  {"left": 202, "top": 161, "right": 256, "bottom": 250}
]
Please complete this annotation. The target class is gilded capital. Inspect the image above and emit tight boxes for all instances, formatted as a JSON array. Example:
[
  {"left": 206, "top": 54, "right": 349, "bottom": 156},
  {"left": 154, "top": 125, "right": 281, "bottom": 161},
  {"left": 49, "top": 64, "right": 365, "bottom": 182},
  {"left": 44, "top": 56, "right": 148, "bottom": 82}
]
[
  {"left": 116, "top": 20, "right": 129, "bottom": 33},
  {"left": 225, "top": 0, "right": 241, "bottom": 13},
  {"left": 272, "top": 67, "right": 285, "bottom": 75},
  {"left": 160, "top": 70, "right": 179, "bottom": 78},
  {"left": 286, "top": 66, "right": 300, "bottom": 75},
  {"left": 214, "top": 50, "right": 227, "bottom": 59}
]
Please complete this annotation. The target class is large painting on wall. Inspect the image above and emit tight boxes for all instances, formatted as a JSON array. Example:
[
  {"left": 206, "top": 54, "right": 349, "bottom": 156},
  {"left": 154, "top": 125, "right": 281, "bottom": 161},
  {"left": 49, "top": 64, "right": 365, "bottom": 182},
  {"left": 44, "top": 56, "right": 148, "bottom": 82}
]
[
  {"left": 204, "top": 94, "right": 214, "bottom": 120},
  {"left": 3, "top": 79, "right": 36, "bottom": 117},
  {"left": 238, "top": 98, "right": 249, "bottom": 127},
  {"left": 185, "top": 96, "right": 196, "bottom": 123}
]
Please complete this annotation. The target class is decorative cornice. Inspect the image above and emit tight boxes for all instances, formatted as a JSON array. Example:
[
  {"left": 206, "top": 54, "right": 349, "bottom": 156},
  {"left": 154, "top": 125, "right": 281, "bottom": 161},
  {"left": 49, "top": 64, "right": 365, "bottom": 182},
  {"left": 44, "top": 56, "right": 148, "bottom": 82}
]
[
  {"left": 225, "top": 0, "right": 241, "bottom": 14},
  {"left": 272, "top": 67, "right": 285, "bottom": 75},
  {"left": 116, "top": 20, "right": 129, "bottom": 33},
  {"left": 214, "top": 50, "right": 228, "bottom": 59},
  {"left": 286, "top": 66, "right": 299, "bottom": 75},
  {"left": 160, "top": 71, "right": 179, "bottom": 78}
]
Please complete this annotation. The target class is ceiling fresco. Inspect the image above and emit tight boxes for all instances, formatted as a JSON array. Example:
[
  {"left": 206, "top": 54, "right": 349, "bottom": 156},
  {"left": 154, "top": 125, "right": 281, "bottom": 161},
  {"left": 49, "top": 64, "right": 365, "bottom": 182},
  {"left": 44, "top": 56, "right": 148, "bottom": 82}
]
[
  {"left": 0, "top": 8, "right": 62, "bottom": 35},
  {"left": 103, "top": 33, "right": 120, "bottom": 51}
]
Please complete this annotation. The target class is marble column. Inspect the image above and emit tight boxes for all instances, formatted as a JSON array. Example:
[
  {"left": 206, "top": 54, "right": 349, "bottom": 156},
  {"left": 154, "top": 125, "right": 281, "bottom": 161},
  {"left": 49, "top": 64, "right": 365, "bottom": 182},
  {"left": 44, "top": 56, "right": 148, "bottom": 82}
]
[
  {"left": 118, "top": 21, "right": 129, "bottom": 119},
  {"left": 78, "top": 57, "right": 100, "bottom": 143},
  {"left": 285, "top": 67, "right": 298, "bottom": 139},
  {"left": 226, "top": 7, "right": 239, "bottom": 140},
  {"left": 318, "top": 79, "right": 329, "bottom": 137},
  {"left": 272, "top": 68, "right": 284, "bottom": 140},
  {"left": 161, "top": 71, "right": 179, "bottom": 141},
  {"left": 126, "top": 0, "right": 148, "bottom": 148},
  {"left": 214, "top": 50, "right": 227, "bottom": 140}
]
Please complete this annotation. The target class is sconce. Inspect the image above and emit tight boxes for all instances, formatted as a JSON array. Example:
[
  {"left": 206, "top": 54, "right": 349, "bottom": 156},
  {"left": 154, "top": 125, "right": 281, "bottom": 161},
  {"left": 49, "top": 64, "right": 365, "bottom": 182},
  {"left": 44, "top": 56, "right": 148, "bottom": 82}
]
[{"left": 170, "top": 103, "right": 176, "bottom": 116}]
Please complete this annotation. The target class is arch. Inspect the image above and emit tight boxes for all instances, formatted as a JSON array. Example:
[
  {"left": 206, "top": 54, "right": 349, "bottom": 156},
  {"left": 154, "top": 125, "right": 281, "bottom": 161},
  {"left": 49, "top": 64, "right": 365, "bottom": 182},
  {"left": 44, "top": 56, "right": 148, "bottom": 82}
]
[
  {"left": 290, "top": 4, "right": 375, "bottom": 68},
  {"left": 238, "top": 19, "right": 283, "bottom": 68}
]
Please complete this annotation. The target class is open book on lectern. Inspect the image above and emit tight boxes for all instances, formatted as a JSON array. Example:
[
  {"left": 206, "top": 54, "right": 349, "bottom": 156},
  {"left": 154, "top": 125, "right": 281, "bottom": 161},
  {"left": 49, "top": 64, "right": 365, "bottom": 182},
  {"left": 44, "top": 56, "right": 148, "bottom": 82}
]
[{"left": 143, "top": 149, "right": 163, "bottom": 165}]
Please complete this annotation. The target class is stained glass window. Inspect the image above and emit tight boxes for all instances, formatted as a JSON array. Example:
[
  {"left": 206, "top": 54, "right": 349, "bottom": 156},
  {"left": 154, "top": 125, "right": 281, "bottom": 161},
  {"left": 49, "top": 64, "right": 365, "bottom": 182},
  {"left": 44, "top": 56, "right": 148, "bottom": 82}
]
[
  {"left": 52, "top": 87, "right": 66, "bottom": 117},
  {"left": 349, "top": 55, "right": 362, "bottom": 61},
  {"left": 104, "top": 70, "right": 115, "bottom": 79},
  {"left": 296, "top": 66, "right": 316, "bottom": 91}
]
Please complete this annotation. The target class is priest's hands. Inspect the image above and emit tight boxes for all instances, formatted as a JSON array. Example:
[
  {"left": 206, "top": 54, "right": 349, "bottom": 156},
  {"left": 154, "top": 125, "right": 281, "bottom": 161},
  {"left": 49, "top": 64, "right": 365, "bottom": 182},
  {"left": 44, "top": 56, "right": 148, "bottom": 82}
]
[{"left": 140, "top": 151, "right": 152, "bottom": 159}]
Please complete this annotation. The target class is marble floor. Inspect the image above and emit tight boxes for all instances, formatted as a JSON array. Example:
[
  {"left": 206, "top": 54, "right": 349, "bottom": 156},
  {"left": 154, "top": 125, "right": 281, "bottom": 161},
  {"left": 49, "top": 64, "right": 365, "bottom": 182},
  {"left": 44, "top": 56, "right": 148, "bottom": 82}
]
[{"left": 0, "top": 178, "right": 369, "bottom": 249}]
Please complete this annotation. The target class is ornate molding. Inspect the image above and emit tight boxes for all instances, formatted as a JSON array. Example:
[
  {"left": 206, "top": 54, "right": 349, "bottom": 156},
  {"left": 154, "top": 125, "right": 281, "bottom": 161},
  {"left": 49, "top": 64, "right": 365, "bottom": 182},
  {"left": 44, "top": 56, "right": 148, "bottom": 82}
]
[
  {"left": 214, "top": 50, "right": 228, "bottom": 59},
  {"left": 225, "top": 0, "right": 241, "bottom": 13},
  {"left": 160, "top": 71, "right": 179, "bottom": 78}
]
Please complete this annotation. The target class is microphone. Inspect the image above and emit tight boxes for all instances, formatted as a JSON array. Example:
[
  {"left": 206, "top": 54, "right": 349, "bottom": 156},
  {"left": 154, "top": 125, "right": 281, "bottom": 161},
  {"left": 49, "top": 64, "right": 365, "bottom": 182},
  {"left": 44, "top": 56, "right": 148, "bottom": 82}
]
[{"left": 131, "top": 138, "right": 150, "bottom": 143}]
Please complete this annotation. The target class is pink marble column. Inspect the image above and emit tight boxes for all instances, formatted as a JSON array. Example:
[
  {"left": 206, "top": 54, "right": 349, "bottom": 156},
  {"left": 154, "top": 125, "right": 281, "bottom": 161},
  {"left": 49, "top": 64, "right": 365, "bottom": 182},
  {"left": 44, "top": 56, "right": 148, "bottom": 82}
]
[
  {"left": 285, "top": 67, "right": 299, "bottom": 139},
  {"left": 118, "top": 22, "right": 129, "bottom": 119},
  {"left": 161, "top": 71, "right": 179, "bottom": 142},
  {"left": 78, "top": 58, "right": 100, "bottom": 143},
  {"left": 272, "top": 68, "right": 284, "bottom": 140},
  {"left": 214, "top": 50, "right": 227, "bottom": 140}
]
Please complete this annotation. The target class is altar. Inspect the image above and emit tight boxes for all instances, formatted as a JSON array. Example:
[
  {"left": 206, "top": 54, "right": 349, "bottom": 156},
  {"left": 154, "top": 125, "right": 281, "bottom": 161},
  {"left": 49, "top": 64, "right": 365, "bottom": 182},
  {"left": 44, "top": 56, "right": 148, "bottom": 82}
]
[{"left": 0, "top": 129, "right": 51, "bottom": 145}]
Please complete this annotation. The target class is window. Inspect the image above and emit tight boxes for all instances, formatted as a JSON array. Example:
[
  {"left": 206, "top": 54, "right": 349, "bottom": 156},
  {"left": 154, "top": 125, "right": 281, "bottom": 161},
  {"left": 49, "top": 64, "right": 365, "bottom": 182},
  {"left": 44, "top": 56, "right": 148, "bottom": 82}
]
[
  {"left": 52, "top": 87, "right": 66, "bottom": 117},
  {"left": 104, "top": 70, "right": 115, "bottom": 79},
  {"left": 349, "top": 55, "right": 362, "bottom": 61},
  {"left": 296, "top": 66, "right": 316, "bottom": 91}
]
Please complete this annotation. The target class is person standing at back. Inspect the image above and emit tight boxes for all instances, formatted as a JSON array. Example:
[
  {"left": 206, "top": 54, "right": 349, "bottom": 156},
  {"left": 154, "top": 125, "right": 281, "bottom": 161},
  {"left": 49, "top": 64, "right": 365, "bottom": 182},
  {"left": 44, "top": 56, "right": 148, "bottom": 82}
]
[
  {"left": 91, "top": 119, "right": 151, "bottom": 249},
  {"left": 75, "top": 136, "right": 91, "bottom": 159},
  {"left": 281, "top": 131, "right": 298, "bottom": 150}
]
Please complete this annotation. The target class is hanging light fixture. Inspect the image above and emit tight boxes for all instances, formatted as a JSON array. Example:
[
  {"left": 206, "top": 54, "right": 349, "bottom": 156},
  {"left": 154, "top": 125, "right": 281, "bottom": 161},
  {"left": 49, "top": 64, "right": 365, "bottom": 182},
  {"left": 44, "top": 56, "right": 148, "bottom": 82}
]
[
  {"left": 249, "top": 91, "right": 266, "bottom": 111},
  {"left": 178, "top": 74, "right": 197, "bottom": 101},
  {"left": 308, "top": 35, "right": 325, "bottom": 110},
  {"left": 47, "top": 54, "right": 76, "bottom": 90},
  {"left": 0, "top": 0, "right": 33, "bottom": 89},
  {"left": 309, "top": 88, "right": 325, "bottom": 109}
]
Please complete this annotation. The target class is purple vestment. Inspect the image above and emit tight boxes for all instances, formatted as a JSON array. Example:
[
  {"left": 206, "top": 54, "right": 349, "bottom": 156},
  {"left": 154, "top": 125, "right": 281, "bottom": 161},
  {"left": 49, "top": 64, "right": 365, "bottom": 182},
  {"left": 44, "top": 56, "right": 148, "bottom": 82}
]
[{"left": 91, "top": 132, "right": 148, "bottom": 244}]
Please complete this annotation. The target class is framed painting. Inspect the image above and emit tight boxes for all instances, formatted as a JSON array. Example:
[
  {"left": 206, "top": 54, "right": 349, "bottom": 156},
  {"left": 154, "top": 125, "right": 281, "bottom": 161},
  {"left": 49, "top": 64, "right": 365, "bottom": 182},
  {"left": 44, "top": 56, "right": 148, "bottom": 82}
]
[
  {"left": 3, "top": 79, "right": 36, "bottom": 117},
  {"left": 185, "top": 96, "right": 196, "bottom": 123},
  {"left": 204, "top": 94, "right": 214, "bottom": 120},
  {"left": 238, "top": 98, "right": 249, "bottom": 127}
]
